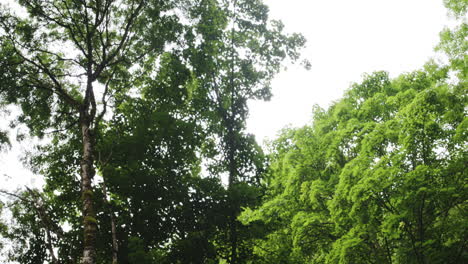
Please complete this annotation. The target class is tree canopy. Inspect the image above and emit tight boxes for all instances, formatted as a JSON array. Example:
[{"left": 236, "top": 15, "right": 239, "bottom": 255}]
[
  {"left": 240, "top": 2, "right": 467, "bottom": 262},
  {"left": 0, "top": 0, "right": 305, "bottom": 263},
  {"left": 0, "top": 0, "right": 466, "bottom": 264}
]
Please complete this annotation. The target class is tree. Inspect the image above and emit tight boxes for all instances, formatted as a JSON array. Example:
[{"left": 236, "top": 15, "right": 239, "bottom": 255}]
[
  {"left": 0, "top": 0, "right": 191, "bottom": 262},
  {"left": 437, "top": 0, "right": 467, "bottom": 82},
  {"left": 241, "top": 1, "right": 467, "bottom": 262},
  {"left": 0, "top": 0, "right": 307, "bottom": 263},
  {"left": 243, "top": 67, "right": 466, "bottom": 263},
  {"left": 184, "top": 0, "right": 307, "bottom": 262}
]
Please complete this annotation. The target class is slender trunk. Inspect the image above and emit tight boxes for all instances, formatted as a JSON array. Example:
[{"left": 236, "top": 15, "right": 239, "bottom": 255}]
[
  {"left": 110, "top": 211, "right": 118, "bottom": 264},
  {"left": 383, "top": 236, "right": 392, "bottom": 264},
  {"left": 229, "top": 211, "right": 238, "bottom": 264},
  {"left": 80, "top": 113, "right": 97, "bottom": 264},
  {"left": 418, "top": 193, "right": 426, "bottom": 264},
  {"left": 45, "top": 228, "right": 58, "bottom": 264},
  {"left": 37, "top": 201, "right": 58, "bottom": 264},
  {"left": 102, "top": 178, "right": 119, "bottom": 264},
  {"left": 227, "top": 1, "right": 238, "bottom": 262},
  {"left": 227, "top": 127, "right": 238, "bottom": 264}
]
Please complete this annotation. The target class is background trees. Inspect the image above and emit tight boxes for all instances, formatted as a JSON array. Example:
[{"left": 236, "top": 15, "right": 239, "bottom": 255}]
[
  {"left": 0, "top": 0, "right": 305, "bottom": 263},
  {"left": 240, "top": 2, "right": 467, "bottom": 262},
  {"left": 242, "top": 68, "right": 466, "bottom": 263}
]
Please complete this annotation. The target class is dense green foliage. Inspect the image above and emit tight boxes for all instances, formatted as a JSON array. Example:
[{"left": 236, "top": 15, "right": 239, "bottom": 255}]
[
  {"left": 0, "top": 0, "right": 305, "bottom": 263},
  {"left": 241, "top": 67, "right": 467, "bottom": 263},
  {"left": 240, "top": 2, "right": 467, "bottom": 261},
  {"left": 238, "top": 2, "right": 467, "bottom": 263},
  {"left": 0, "top": 0, "right": 466, "bottom": 264}
]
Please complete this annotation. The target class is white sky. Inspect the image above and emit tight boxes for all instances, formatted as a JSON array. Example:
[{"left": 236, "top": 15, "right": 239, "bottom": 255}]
[
  {"left": 247, "top": 0, "right": 452, "bottom": 142},
  {"left": 0, "top": 0, "right": 454, "bottom": 190}
]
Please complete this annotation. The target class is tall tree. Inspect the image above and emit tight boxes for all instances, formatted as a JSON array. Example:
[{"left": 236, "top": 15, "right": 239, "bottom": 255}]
[
  {"left": 0, "top": 0, "right": 185, "bottom": 262},
  {"left": 185, "top": 0, "right": 307, "bottom": 262}
]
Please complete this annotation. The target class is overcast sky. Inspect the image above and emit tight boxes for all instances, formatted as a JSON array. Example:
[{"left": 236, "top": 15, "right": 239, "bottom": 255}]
[
  {"left": 247, "top": 0, "right": 452, "bottom": 142},
  {"left": 0, "top": 0, "right": 454, "bottom": 190}
]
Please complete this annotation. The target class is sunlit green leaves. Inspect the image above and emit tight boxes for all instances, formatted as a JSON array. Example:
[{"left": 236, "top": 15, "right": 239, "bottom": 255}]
[{"left": 243, "top": 64, "right": 467, "bottom": 263}]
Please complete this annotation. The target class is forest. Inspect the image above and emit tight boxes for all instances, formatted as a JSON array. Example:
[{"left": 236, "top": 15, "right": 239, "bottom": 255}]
[{"left": 0, "top": 0, "right": 466, "bottom": 263}]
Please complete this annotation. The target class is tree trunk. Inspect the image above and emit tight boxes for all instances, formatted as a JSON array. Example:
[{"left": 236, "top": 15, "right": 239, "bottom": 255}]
[
  {"left": 102, "top": 178, "right": 119, "bottom": 264},
  {"left": 110, "top": 210, "right": 118, "bottom": 264},
  {"left": 227, "top": 126, "right": 238, "bottom": 264},
  {"left": 80, "top": 114, "right": 97, "bottom": 264},
  {"left": 229, "top": 212, "right": 238, "bottom": 264}
]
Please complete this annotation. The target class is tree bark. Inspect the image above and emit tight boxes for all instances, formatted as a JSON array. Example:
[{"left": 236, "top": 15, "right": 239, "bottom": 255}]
[
  {"left": 110, "top": 206, "right": 118, "bottom": 264},
  {"left": 80, "top": 113, "right": 97, "bottom": 264}
]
